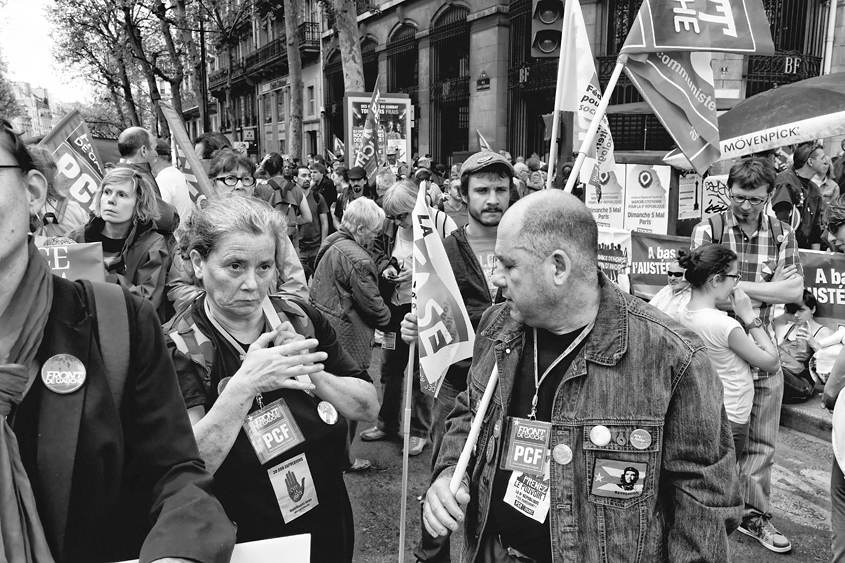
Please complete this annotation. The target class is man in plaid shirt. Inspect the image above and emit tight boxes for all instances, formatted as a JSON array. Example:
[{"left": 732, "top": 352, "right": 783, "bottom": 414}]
[{"left": 690, "top": 157, "right": 803, "bottom": 554}]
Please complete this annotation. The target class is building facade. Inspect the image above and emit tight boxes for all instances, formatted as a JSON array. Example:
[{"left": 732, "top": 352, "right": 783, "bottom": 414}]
[
  {"left": 192, "top": 0, "right": 843, "bottom": 164},
  {"left": 10, "top": 82, "right": 65, "bottom": 139}
]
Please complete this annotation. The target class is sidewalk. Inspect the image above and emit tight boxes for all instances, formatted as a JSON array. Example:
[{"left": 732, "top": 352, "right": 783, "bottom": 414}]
[{"left": 781, "top": 393, "right": 832, "bottom": 442}]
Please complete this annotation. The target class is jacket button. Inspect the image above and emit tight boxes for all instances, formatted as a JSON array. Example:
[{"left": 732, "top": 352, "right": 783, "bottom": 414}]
[{"left": 505, "top": 348, "right": 511, "bottom": 354}]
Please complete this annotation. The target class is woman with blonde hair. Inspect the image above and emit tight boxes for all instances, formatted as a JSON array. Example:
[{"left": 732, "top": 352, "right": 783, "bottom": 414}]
[{"left": 71, "top": 166, "right": 170, "bottom": 318}]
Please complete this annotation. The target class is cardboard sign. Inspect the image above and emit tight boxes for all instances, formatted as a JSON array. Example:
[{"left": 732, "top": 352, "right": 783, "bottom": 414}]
[{"left": 37, "top": 242, "right": 105, "bottom": 282}]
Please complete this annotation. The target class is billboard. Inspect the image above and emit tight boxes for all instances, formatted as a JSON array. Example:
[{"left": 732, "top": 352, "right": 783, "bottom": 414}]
[{"left": 344, "top": 92, "right": 412, "bottom": 170}]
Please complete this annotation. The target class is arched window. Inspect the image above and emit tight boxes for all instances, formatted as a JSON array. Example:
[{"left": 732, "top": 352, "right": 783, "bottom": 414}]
[{"left": 429, "top": 5, "right": 470, "bottom": 164}]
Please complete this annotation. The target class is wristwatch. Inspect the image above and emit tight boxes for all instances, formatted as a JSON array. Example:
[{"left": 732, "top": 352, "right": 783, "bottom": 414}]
[{"left": 748, "top": 317, "right": 763, "bottom": 329}]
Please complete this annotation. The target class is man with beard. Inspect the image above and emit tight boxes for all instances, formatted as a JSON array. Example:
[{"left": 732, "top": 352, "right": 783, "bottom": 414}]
[
  {"left": 334, "top": 166, "right": 370, "bottom": 227},
  {"left": 400, "top": 151, "right": 513, "bottom": 563},
  {"left": 310, "top": 161, "right": 337, "bottom": 234},
  {"left": 297, "top": 165, "right": 330, "bottom": 279}
]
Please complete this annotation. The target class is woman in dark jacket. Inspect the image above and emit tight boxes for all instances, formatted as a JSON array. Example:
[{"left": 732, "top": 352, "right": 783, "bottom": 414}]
[
  {"left": 310, "top": 197, "right": 391, "bottom": 470},
  {"left": 71, "top": 166, "right": 170, "bottom": 318}
]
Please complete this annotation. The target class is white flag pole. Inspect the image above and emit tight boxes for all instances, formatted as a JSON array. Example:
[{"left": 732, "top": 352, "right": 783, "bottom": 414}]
[
  {"left": 564, "top": 55, "right": 627, "bottom": 193},
  {"left": 397, "top": 340, "right": 416, "bottom": 563},
  {"left": 448, "top": 363, "right": 499, "bottom": 494},
  {"left": 546, "top": 0, "right": 575, "bottom": 190}
]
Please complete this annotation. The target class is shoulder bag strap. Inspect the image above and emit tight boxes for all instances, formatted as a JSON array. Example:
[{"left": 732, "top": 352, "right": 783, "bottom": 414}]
[{"left": 84, "top": 280, "right": 130, "bottom": 412}]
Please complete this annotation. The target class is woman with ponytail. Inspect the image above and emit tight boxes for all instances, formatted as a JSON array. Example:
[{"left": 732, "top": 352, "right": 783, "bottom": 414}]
[{"left": 677, "top": 243, "right": 780, "bottom": 458}]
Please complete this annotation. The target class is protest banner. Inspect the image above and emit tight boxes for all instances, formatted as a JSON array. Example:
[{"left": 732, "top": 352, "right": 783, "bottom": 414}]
[
  {"left": 800, "top": 250, "right": 845, "bottom": 331},
  {"left": 629, "top": 232, "right": 690, "bottom": 299},
  {"left": 37, "top": 242, "right": 105, "bottom": 282},
  {"left": 40, "top": 110, "right": 105, "bottom": 212},
  {"left": 598, "top": 227, "right": 632, "bottom": 292},
  {"left": 623, "top": 164, "right": 670, "bottom": 233}
]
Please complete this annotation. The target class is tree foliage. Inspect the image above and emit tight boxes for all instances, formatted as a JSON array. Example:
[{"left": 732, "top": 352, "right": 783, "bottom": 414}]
[{"left": 0, "top": 46, "right": 22, "bottom": 119}]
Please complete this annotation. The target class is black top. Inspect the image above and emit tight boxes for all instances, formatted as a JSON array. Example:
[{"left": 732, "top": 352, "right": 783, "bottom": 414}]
[
  {"left": 488, "top": 326, "right": 587, "bottom": 563},
  {"left": 176, "top": 297, "right": 369, "bottom": 563}
]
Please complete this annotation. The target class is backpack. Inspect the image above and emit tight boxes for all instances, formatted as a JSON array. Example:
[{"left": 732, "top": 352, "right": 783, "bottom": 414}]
[
  {"left": 82, "top": 280, "right": 130, "bottom": 413},
  {"left": 708, "top": 211, "right": 786, "bottom": 250},
  {"left": 165, "top": 297, "right": 315, "bottom": 391}
]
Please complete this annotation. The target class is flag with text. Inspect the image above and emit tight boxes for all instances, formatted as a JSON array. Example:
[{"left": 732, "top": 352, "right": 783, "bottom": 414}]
[
  {"left": 412, "top": 186, "right": 475, "bottom": 397},
  {"left": 354, "top": 87, "right": 382, "bottom": 182}
]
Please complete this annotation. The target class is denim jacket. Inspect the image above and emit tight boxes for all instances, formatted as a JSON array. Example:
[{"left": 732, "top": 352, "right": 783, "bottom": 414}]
[{"left": 434, "top": 273, "right": 743, "bottom": 563}]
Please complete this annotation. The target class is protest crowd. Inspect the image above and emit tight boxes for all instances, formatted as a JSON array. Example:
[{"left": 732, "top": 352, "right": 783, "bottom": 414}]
[{"left": 5, "top": 1, "right": 845, "bottom": 563}]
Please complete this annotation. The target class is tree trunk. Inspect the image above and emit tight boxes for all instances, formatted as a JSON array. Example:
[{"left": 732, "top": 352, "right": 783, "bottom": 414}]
[
  {"left": 106, "top": 82, "right": 127, "bottom": 128},
  {"left": 283, "top": 0, "right": 303, "bottom": 160},
  {"left": 225, "top": 45, "right": 239, "bottom": 141},
  {"left": 174, "top": 0, "right": 206, "bottom": 132},
  {"left": 153, "top": 0, "right": 185, "bottom": 123},
  {"left": 333, "top": 0, "right": 365, "bottom": 92},
  {"left": 122, "top": 5, "right": 169, "bottom": 137},
  {"left": 116, "top": 48, "right": 141, "bottom": 126}
]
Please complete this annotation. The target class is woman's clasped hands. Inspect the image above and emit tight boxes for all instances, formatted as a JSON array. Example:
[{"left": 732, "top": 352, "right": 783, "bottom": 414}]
[{"left": 233, "top": 322, "right": 327, "bottom": 395}]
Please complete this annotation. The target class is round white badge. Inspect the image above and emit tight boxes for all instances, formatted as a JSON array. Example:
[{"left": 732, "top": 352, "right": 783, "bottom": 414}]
[
  {"left": 630, "top": 429, "right": 652, "bottom": 450},
  {"left": 553, "top": 444, "right": 573, "bottom": 465},
  {"left": 589, "top": 425, "right": 611, "bottom": 447},
  {"left": 41, "top": 354, "right": 86, "bottom": 394},
  {"left": 317, "top": 401, "right": 338, "bottom": 425}
]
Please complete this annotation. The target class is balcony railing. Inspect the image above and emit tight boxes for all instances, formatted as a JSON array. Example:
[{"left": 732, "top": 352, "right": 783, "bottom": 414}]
[
  {"left": 245, "top": 34, "right": 287, "bottom": 72},
  {"left": 745, "top": 51, "right": 822, "bottom": 97},
  {"left": 298, "top": 22, "right": 320, "bottom": 50},
  {"left": 208, "top": 68, "right": 229, "bottom": 89}
]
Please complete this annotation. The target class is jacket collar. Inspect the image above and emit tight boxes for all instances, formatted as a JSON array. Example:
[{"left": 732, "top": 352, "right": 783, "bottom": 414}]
[{"left": 480, "top": 271, "right": 628, "bottom": 366}]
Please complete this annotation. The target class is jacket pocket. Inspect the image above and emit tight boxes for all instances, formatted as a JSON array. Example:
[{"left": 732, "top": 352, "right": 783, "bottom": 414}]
[{"left": 583, "top": 423, "right": 661, "bottom": 510}]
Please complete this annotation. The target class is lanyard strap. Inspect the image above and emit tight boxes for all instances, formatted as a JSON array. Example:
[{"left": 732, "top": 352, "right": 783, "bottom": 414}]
[{"left": 529, "top": 321, "right": 594, "bottom": 420}]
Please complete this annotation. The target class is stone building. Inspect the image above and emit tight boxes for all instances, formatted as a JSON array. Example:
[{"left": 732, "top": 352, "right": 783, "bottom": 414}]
[{"left": 188, "top": 0, "right": 840, "bottom": 164}]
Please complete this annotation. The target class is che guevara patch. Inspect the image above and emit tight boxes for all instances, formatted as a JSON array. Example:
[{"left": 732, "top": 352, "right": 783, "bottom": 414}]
[{"left": 590, "top": 459, "right": 648, "bottom": 499}]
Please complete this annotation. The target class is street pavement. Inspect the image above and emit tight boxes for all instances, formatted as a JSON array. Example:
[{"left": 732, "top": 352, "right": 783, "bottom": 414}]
[{"left": 347, "top": 349, "right": 836, "bottom": 562}]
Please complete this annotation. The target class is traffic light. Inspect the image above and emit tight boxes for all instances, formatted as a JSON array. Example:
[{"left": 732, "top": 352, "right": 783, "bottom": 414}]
[{"left": 531, "top": 0, "right": 564, "bottom": 58}]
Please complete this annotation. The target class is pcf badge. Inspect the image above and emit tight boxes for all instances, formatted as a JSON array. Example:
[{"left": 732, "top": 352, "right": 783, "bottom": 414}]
[
  {"left": 630, "top": 429, "right": 652, "bottom": 450},
  {"left": 41, "top": 354, "right": 86, "bottom": 394}
]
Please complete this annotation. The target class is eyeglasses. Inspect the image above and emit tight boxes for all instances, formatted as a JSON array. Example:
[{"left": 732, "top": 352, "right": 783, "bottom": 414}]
[
  {"left": 215, "top": 175, "right": 256, "bottom": 187},
  {"left": 666, "top": 271, "right": 684, "bottom": 278},
  {"left": 0, "top": 165, "right": 21, "bottom": 170},
  {"left": 729, "top": 192, "right": 768, "bottom": 206},
  {"left": 386, "top": 212, "right": 409, "bottom": 222},
  {"left": 724, "top": 274, "right": 741, "bottom": 283}
]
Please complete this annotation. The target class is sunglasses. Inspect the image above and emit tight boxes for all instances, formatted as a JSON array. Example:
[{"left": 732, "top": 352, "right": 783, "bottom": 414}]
[
  {"left": 386, "top": 212, "right": 409, "bottom": 222},
  {"left": 215, "top": 175, "right": 256, "bottom": 187},
  {"left": 666, "top": 271, "right": 684, "bottom": 278}
]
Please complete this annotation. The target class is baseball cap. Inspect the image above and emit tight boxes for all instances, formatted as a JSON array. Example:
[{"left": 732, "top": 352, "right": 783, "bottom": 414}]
[
  {"left": 386, "top": 146, "right": 397, "bottom": 156},
  {"left": 348, "top": 166, "right": 367, "bottom": 180},
  {"left": 460, "top": 151, "right": 515, "bottom": 177}
]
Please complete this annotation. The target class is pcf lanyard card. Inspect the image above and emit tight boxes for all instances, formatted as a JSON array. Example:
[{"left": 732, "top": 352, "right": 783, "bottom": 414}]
[
  {"left": 500, "top": 417, "right": 552, "bottom": 477},
  {"left": 243, "top": 398, "right": 305, "bottom": 464}
]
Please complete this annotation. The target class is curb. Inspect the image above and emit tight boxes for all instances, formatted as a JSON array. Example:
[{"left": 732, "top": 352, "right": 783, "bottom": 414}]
[{"left": 780, "top": 394, "right": 832, "bottom": 442}]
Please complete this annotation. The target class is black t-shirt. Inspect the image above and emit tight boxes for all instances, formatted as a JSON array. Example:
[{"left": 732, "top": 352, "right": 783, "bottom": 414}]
[
  {"left": 487, "top": 326, "right": 588, "bottom": 563},
  {"left": 176, "top": 297, "right": 370, "bottom": 563}
]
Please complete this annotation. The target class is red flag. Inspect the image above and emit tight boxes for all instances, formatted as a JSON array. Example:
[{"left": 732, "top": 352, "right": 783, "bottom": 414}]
[
  {"left": 40, "top": 109, "right": 105, "bottom": 212},
  {"left": 477, "top": 129, "right": 493, "bottom": 152},
  {"left": 354, "top": 87, "right": 382, "bottom": 182},
  {"left": 412, "top": 186, "right": 475, "bottom": 397},
  {"left": 623, "top": 51, "right": 719, "bottom": 174},
  {"left": 160, "top": 102, "right": 217, "bottom": 201},
  {"left": 620, "top": 0, "right": 774, "bottom": 55}
]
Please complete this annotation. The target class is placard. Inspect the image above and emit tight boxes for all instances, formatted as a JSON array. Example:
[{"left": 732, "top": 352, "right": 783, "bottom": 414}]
[
  {"left": 344, "top": 93, "right": 412, "bottom": 169},
  {"left": 629, "top": 232, "right": 690, "bottom": 300},
  {"left": 113, "top": 534, "right": 311, "bottom": 563},
  {"left": 583, "top": 157, "right": 625, "bottom": 229},
  {"left": 677, "top": 171, "right": 703, "bottom": 220},
  {"left": 37, "top": 242, "right": 105, "bottom": 282},
  {"left": 623, "top": 164, "right": 670, "bottom": 234},
  {"left": 598, "top": 227, "right": 631, "bottom": 292}
]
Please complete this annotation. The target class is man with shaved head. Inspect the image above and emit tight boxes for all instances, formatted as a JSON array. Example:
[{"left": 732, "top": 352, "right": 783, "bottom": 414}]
[{"left": 420, "top": 190, "right": 742, "bottom": 563}]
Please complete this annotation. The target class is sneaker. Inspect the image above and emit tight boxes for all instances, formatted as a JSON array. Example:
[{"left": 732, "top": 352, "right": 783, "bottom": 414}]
[
  {"left": 737, "top": 514, "right": 792, "bottom": 553},
  {"left": 407, "top": 437, "right": 428, "bottom": 456},
  {"left": 360, "top": 427, "right": 391, "bottom": 441}
]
